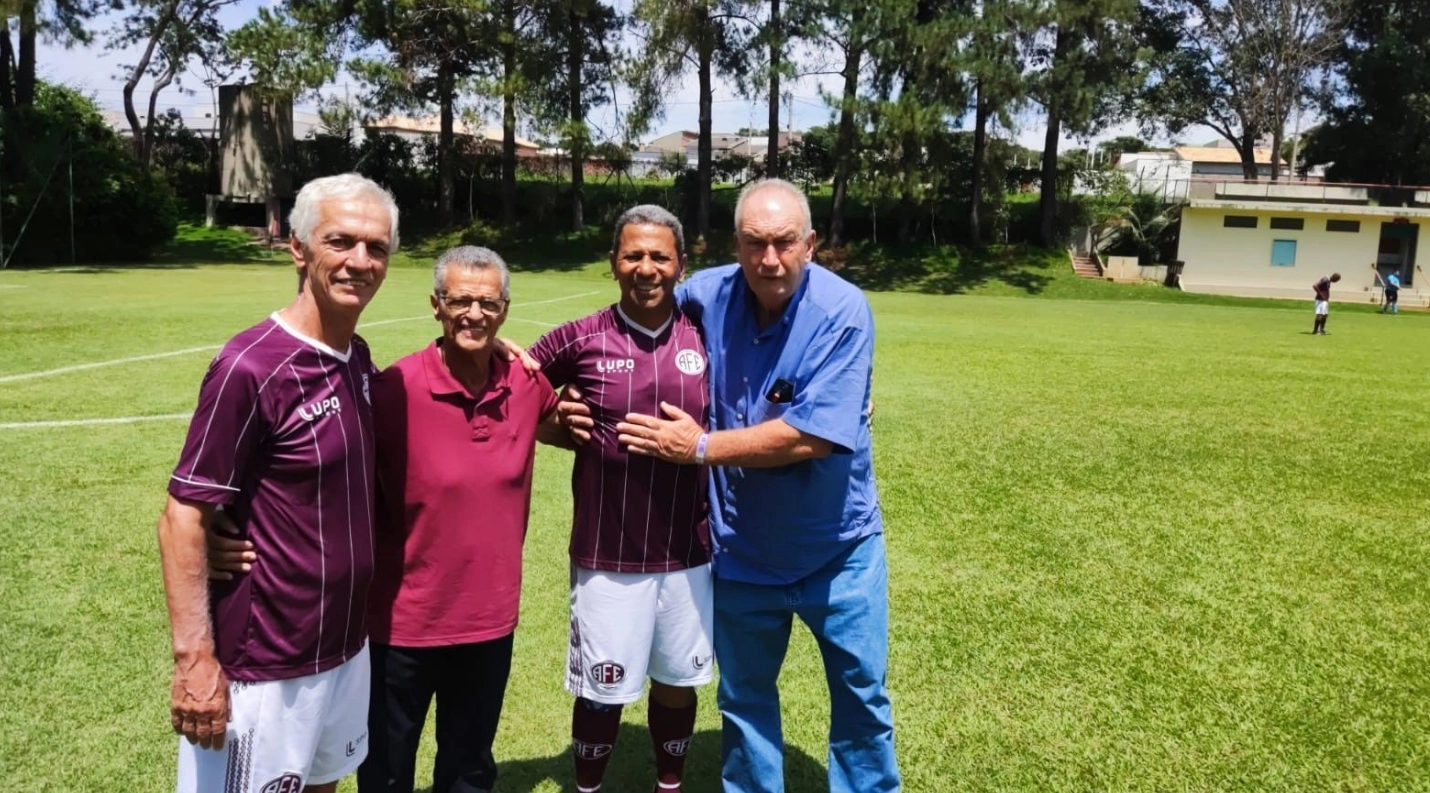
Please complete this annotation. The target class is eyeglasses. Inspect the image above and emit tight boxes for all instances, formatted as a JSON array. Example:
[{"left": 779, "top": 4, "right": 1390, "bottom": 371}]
[{"left": 439, "top": 294, "right": 508, "bottom": 316}]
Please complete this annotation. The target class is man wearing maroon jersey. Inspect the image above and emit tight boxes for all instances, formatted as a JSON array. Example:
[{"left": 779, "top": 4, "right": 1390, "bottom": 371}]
[
  {"left": 1312, "top": 272, "right": 1341, "bottom": 335},
  {"left": 158, "top": 173, "right": 397, "bottom": 793},
  {"left": 528, "top": 205, "right": 713, "bottom": 793}
]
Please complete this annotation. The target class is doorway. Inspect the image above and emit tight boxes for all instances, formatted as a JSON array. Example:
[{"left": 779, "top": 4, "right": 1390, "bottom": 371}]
[{"left": 1377, "top": 222, "right": 1419, "bottom": 286}]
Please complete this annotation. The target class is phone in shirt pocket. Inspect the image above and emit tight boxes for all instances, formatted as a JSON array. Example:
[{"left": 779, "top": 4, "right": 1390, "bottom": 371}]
[
  {"left": 756, "top": 377, "right": 794, "bottom": 422},
  {"left": 765, "top": 378, "right": 794, "bottom": 404}
]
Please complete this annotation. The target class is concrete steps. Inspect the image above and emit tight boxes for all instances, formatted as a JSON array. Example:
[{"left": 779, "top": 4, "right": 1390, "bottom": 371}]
[{"left": 1072, "top": 255, "right": 1103, "bottom": 278}]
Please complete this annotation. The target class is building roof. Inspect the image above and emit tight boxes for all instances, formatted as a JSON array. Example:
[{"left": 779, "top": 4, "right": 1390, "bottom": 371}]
[
  {"left": 102, "top": 108, "right": 323, "bottom": 139},
  {"left": 1174, "top": 146, "right": 1286, "bottom": 166},
  {"left": 366, "top": 115, "right": 540, "bottom": 149}
]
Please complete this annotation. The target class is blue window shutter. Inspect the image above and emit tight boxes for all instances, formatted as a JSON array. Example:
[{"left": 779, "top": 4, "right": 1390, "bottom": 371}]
[{"left": 1271, "top": 239, "right": 1297, "bottom": 267}]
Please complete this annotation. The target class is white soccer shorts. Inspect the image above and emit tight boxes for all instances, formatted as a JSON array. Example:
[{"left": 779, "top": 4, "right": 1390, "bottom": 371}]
[
  {"left": 176, "top": 644, "right": 370, "bottom": 793},
  {"left": 565, "top": 563, "right": 715, "bottom": 705},
  {"left": 1315, "top": 299, "right": 1329, "bottom": 316}
]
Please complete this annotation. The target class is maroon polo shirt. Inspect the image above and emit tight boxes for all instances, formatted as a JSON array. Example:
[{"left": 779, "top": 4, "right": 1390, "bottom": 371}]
[{"left": 366, "top": 340, "right": 557, "bottom": 647}]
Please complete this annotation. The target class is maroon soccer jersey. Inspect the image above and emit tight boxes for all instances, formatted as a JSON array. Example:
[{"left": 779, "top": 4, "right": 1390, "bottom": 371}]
[
  {"left": 530, "top": 305, "right": 711, "bottom": 573},
  {"left": 168, "top": 314, "right": 377, "bottom": 681}
]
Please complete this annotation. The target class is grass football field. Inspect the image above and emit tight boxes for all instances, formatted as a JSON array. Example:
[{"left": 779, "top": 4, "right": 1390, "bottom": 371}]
[{"left": 1, "top": 256, "right": 1427, "bottom": 792}]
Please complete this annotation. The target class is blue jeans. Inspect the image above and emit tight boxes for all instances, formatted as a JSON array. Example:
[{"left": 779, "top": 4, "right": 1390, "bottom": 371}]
[{"left": 715, "top": 533, "right": 900, "bottom": 793}]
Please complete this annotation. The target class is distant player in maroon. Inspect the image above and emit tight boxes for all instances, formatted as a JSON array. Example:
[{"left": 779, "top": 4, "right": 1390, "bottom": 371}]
[
  {"left": 528, "top": 205, "right": 712, "bottom": 793},
  {"left": 158, "top": 174, "right": 397, "bottom": 793},
  {"left": 1312, "top": 272, "right": 1341, "bottom": 335}
]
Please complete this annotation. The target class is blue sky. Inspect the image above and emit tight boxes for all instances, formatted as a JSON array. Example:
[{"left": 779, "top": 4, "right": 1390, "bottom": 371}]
[{"left": 38, "top": 0, "right": 1219, "bottom": 151}]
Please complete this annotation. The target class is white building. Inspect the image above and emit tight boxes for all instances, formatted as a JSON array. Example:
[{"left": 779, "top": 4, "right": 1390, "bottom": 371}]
[{"left": 1175, "top": 182, "right": 1430, "bottom": 306}]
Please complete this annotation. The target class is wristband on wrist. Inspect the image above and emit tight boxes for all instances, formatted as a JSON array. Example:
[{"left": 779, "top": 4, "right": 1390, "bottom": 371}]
[{"left": 694, "top": 432, "right": 710, "bottom": 464}]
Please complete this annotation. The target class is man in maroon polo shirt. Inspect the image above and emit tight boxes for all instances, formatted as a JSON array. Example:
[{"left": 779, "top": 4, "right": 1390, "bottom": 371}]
[
  {"left": 358, "top": 245, "right": 561, "bottom": 793},
  {"left": 528, "top": 204, "right": 712, "bottom": 793}
]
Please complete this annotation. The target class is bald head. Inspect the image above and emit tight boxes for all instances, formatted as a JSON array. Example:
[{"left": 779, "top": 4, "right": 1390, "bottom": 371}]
[{"left": 734, "top": 179, "right": 813, "bottom": 238}]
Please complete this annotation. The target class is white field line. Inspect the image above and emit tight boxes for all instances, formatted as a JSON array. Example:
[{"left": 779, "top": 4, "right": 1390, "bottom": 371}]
[
  {"left": 0, "top": 284, "right": 27, "bottom": 289},
  {"left": 0, "top": 412, "right": 193, "bottom": 430},
  {"left": 0, "top": 290, "right": 600, "bottom": 385},
  {"left": 0, "top": 346, "right": 221, "bottom": 385}
]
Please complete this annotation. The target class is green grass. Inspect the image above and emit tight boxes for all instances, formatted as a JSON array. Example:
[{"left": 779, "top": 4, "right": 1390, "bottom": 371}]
[{"left": 2, "top": 251, "right": 1428, "bottom": 792}]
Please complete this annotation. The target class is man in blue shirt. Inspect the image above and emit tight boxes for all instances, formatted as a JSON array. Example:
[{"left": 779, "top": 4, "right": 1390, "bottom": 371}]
[
  {"left": 1377, "top": 268, "right": 1401, "bottom": 314},
  {"left": 613, "top": 179, "right": 900, "bottom": 793}
]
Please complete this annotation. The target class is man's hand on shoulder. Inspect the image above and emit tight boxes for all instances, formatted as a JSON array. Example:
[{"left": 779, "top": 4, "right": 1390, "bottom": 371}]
[
  {"left": 498, "top": 337, "right": 542, "bottom": 375},
  {"left": 171, "top": 651, "right": 230, "bottom": 750}
]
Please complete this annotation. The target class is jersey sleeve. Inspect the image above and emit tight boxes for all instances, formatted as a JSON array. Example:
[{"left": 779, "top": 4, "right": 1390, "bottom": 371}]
[
  {"left": 781, "top": 308, "right": 873, "bottom": 454},
  {"left": 168, "top": 353, "right": 269, "bottom": 505},
  {"left": 527, "top": 321, "right": 583, "bottom": 389}
]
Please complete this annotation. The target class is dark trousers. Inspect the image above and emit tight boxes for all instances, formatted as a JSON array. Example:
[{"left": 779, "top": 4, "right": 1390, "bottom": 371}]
[{"left": 357, "top": 635, "right": 515, "bottom": 793}]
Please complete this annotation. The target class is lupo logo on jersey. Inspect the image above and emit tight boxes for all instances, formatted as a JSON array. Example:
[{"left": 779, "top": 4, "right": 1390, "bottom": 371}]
[
  {"left": 597, "top": 358, "right": 636, "bottom": 374},
  {"left": 298, "top": 395, "right": 341, "bottom": 422},
  {"left": 589, "top": 660, "right": 626, "bottom": 688},
  {"left": 675, "top": 349, "right": 706, "bottom": 376},
  {"left": 259, "top": 773, "right": 304, "bottom": 793}
]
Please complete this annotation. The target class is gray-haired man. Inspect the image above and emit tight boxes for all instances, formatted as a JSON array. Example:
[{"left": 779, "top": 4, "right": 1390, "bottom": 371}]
[
  {"left": 357, "top": 246, "right": 562, "bottom": 793},
  {"left": 160, "top": 173, "right": 396, "bottom": 793}
]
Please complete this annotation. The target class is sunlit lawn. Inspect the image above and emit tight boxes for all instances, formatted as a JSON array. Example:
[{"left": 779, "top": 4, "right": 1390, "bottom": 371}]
[{"left": 1, "top": 255, "right": 1427, "bottom": 792}]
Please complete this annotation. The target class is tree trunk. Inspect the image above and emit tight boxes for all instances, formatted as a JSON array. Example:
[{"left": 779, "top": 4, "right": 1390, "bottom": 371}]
[
  {"left": 122, "top": 0, "right": 180, "bottom": 161},
  {"left": 695, "top": 12, "right": 713, "bottom": 241},
  {"left": 828, "top": 36, "right": 863, "bottom": 248},
  {"left": 765, "top": 0, "right": 780, "bottom": 179},
  {"left": 1237, "top": 129, "right": 1258, "bottom": 181},
  {"left": 1038, "top": 26, "right": 1071, "bottom": 249},
  {"left": 0, "top": 21, "right": 15, "bottom": 114},
  {"left": 501, "top": 0, "right": 517, "bottom": 226},
  {"left": 1038, "top": 99, "right": 1061, "bottom": 248},
  {"left": 1270, "top": 126, "right": 1283, "bottom": 182},
  {"left": 143, "top": 63, "right": 178, "bottom": 167},
  {"left": 16, "top": 0, "right": 36, "bottom": 110},
  {"left": 438, "top": 66, "right": 456, "bottom": 228},
  {"left": 568, "top": 0, "right": 585, "bottom": 231},
  {"left": 969, "top": 82, "right": 988, "bottom": 248},
  {"left": 898, "top": 128, "right": 917, "bottom": 246},
  {"left": 0, "top": 20, "right": 15, "bottom": 187}
]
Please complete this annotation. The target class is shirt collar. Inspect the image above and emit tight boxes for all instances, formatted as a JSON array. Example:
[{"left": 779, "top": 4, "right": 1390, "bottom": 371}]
[
  {"left": 269, "top": 311, "right": 351, "bottom": 361},
  {"left": 615, "top": 303, "right": 674, "bottom": 338},
  {"left": 422, "top": 339, "right": 512, "bottom": 403}
]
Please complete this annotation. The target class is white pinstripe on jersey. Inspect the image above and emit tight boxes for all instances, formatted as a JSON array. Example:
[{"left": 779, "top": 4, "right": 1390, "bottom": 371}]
[{"left": 287, "top": 360, "right": 327, "bottom": 674}]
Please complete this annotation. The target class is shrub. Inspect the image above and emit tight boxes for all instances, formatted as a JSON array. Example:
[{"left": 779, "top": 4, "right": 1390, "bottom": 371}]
[{"left": 0, "top": 82, "right": 178, "bottom": 265}]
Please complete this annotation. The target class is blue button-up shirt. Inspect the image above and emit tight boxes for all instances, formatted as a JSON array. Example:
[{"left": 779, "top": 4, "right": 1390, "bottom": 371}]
[{"left": 677, "top": 262, "right": 882, "bottom": 585}]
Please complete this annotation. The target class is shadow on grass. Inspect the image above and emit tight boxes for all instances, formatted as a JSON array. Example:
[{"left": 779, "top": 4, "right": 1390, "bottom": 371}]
[
  {"left": 38, "top": 223, "right": 289, "bottom": 272},
  {"left": 150, "top": 224, "right": 289, "bottom": 266},
  {"left": 419, "top": 726, "right": 826, "bottom": 793},
  {"left": 821, "top": 242, "right": 1059, "bottom": 295}
]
